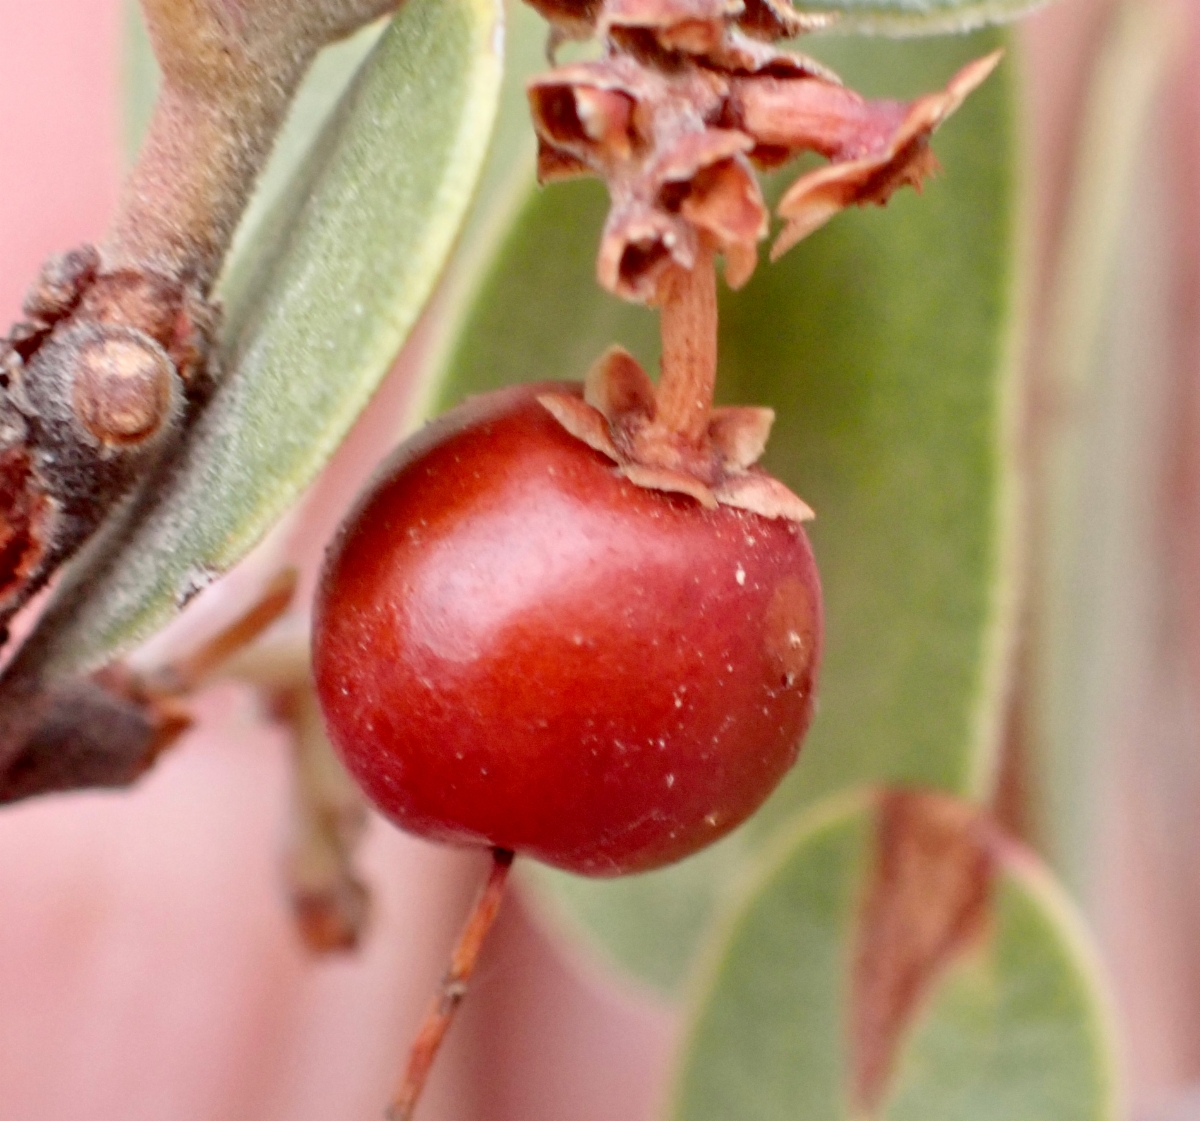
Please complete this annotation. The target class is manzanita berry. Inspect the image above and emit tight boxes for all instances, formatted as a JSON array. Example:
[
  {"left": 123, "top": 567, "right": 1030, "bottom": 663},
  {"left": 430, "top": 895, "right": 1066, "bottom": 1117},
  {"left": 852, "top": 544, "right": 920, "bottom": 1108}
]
[{"left": 314, "top": 382, "right": 821, "bottom": 876}]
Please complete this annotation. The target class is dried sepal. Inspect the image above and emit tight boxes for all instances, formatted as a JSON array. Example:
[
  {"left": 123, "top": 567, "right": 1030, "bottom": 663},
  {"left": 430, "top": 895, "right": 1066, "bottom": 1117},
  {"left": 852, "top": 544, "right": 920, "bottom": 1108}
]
[
  {"left": 537, "top": 143, "right": 592, "bottom": 183},
  {"left": 538, "top": 391, "right": 622, "bottom": 459},
  {"left": 538, "top": 352, "right": 812, "bottom": 522},
  {"left": 701, "top": 31, "right": 839, "bottom": 82},
  {"left": 584, "top": 345, "right": 657, "bottom": 417},
  {"left": 621, "top": 461, "right": 719, "bottom": 507},
  {"left": 599, "top": 0, "right": 834, "bottom": 66},
  {"left": 600, "top": 0, "right": 741, "bottom": 56},
  {"left": 532, "top": 61, "right": 773, "bottom": 299},
  {"left": 731, "top": 78, "right": 910, "bottom": 161},
  {"left": 712, "top": 471, "right": 814, "bottom": 521},
  {"left": 772, "top": 50, "right": 1004, "bottom": 256},
  {"left": 524, "top": 0, "right": 604, "bottom": 40},
  {"left": 600, "top": 201, "right": 698, "bottom": 299},
  {"left": 736, "top": 0, "right": 835, "bottom": 42},
  {"left": 676, "top": 154, "right": 766, "bottom": 288},
  {"left": 528, "top": 59, "right": 655, "bottom": 172},
  {"left": 708, "top": 404, "right": 774, "bottom": 469}
]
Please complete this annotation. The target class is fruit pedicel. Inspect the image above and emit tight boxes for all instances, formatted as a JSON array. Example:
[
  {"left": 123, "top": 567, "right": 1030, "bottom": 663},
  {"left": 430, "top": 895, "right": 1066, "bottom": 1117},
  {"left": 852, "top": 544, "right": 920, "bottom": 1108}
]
[{"left": 311, "top": 0, "right": 1000, "bottom": 1113}]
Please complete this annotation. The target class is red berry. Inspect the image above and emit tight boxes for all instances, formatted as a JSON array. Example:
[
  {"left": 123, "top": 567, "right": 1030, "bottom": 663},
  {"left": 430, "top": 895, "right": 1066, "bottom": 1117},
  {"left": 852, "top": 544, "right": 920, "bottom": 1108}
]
[{"left": 313, "top": 383, "right": 822, "bottom": 876}]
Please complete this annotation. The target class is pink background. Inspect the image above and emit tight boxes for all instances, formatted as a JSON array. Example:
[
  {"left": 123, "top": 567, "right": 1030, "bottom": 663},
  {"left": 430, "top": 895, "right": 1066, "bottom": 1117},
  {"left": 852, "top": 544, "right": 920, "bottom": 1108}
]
[{"left": 0, "top": 1, "right": 1198, "bottom": 1119}]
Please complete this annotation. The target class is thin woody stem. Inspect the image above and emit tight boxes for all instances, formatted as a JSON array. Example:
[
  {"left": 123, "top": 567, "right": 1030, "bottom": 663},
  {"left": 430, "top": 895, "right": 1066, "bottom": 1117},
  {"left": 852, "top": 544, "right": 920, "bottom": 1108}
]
[
  {"left": 387, "top": 848, "right": 516, "bottom": 1121},
  {"left": 654, "top": 245, "right": 718, "bottom": 444},
  {"left": 109, "top": 0, "right": 404, "bottom": 287},
  {"left": 107, "top": 76, "right": 309, "bottom": 286},
  {"left": 108, "top": 0, "right": 318, "bottom": 288}
]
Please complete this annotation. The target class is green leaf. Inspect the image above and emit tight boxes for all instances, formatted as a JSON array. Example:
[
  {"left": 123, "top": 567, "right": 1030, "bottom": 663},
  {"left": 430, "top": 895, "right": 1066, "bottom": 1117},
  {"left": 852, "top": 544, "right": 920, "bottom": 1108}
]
[
  {"left": 670, "top": 791, "right": 1118, "bottom": 1121},
  {"left": 120, "top": 1, "right": 158, "bottom": 164},
  {"left": 408, "top": 0, "right": 553, "bottom": 423},
  {"left": 19, "top": 0, "right": 504, "bottom": 677},
  {"left": 725, "top": 29, "right": 1021, "bottom": 829},
  {"left": 791, "top": 0, "right": 1047, "bottom": 35},
  {"left": 427, "top": 29, "right": 1021, "bottom": 992}
]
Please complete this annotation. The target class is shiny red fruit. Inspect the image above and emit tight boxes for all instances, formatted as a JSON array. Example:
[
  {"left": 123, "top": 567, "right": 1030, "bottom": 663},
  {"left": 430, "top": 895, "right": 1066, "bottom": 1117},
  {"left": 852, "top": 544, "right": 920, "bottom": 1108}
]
[{"left": 312, "top": 384, "right": 822, "bottom": 876}]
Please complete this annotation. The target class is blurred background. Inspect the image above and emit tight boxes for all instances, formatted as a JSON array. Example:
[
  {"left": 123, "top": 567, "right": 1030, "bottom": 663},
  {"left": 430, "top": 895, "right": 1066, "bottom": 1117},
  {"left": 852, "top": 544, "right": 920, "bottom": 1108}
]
[{"left": 0, "top": 0, "right": 1198, "bottom": 1118}]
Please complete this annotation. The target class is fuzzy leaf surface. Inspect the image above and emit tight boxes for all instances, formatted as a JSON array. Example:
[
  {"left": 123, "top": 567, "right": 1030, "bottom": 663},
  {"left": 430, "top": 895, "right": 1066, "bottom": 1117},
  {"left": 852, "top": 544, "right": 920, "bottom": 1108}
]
[{"left": 22, "top": 0, "right": 504, "bottom": 676}]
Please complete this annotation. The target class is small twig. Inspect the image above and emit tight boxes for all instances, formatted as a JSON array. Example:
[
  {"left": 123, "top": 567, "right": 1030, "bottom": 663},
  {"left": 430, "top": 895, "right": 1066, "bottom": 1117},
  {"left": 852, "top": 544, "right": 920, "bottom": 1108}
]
[
  {"left": 654, "top": 245, "right": 718, "bottom": 444},
  {"left": 154, "top": 567, "right": 299, "bottom": 694},
  {"left": 0, "top": 569, "right": 298, "bottom": 804},
  {"left": 387, "top": 849, "right": 515, "bottom": 1121},
  {"left": 112, "top": 0, "right": 403, "bottom": 285},
  {"left": 274, "top": 682, "right": 371, "bottom": 953}
]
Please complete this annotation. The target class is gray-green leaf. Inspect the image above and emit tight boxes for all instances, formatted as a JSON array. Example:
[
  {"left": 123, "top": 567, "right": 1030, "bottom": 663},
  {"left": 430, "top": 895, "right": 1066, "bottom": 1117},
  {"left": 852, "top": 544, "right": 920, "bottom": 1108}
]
[
  {"left": 18, "top": 0, "right": 504, "bottom": 678},
  {"left": 792, "top": 0, "right": 1048, "bottom": 35}
]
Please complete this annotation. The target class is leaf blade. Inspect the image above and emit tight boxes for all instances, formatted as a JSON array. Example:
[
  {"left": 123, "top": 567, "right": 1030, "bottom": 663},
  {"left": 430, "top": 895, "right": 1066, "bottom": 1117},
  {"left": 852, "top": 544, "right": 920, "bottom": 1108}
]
[
  {"left": 668, "top": 792, "right": 1118, "bottom": 1121},
  {"left": 23, "top": 0, "right": 505, "bottom": 676}
]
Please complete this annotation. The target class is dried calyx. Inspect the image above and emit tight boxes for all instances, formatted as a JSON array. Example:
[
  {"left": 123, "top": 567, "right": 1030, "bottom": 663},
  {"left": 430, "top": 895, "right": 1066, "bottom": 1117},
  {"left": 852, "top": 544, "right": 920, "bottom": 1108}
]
[
  {"left": 541, "top": 249, "right": 813, "bottom": 520},
  {"left": 528, "top": 0, "right": 998, "bottom": 518},
  {"left": 528, "top": 1, "right": 999, "bottom": 300}
]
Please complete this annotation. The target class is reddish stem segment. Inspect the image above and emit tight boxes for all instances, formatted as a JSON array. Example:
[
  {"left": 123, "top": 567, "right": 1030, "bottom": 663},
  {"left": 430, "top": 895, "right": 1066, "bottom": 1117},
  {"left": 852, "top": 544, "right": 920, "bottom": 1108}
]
[
  {"left": 655, "top": 246, "right": 718, "bottom": 444},
  {"left": 156, "top": 568, "right": 299, "bottom": 695},
  {"left": 387, "top": 848, "right": 515, "bottom": 1121}
]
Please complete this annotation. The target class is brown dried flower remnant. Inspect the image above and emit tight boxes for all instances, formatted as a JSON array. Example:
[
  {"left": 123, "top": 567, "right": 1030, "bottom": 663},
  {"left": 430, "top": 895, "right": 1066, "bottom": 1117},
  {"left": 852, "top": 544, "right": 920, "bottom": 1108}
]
[{"left": 527, "top": 0, "right": 1001, "bottom": 303}]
